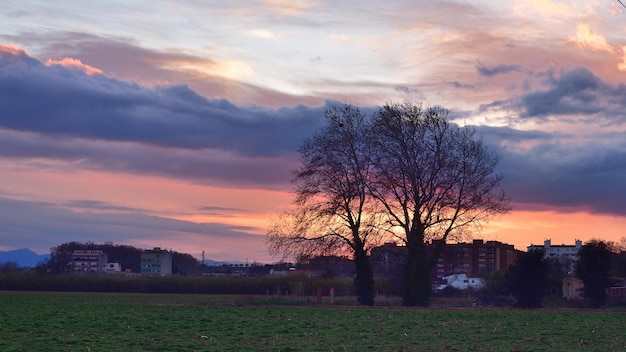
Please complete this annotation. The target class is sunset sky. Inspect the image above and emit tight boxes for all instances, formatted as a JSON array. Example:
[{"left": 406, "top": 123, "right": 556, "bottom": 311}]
[{"left": 1, "top": 1, "right": 626, "bottom": 262}]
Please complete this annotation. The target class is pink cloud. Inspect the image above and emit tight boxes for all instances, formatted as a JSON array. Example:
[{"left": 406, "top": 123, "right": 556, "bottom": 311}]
[
  {"left": 45, "top": 57, "right": 103, "bottom": 75},
  {"left": 0, "top": 43, "right": 34, "bottom": 63},
  {"left": 0, "top": 43, "right": 29, "bottom": 56},
  {"left": 568, "top": 23, "right": 615, "bottom": 53}
]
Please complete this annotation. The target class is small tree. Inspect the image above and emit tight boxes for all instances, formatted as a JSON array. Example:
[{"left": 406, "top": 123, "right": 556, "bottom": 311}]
[
  {"left": 575, "top": 240, "right": 612, "bottom": 308},
  {"left": 506, "top": 249, "right": 548, "bottom": 308}
]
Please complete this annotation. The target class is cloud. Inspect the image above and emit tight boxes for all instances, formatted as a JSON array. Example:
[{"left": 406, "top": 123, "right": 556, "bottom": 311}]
[
  {"left": 45, "top": 57, "right": 103, "bottom": 75},
  {"left": 514, "top": 0, "right": 577, "bottom": 18},
  {"left": 477, "top": 126, "right": 626, "bottom": 217},
  {"left": 0, "top": 43, "right": 346, "bottom": 188},
  {"left": 247, "top": 29, "right": 278, "bottom": 40},
  {"left": 476, "top": 61, "right": 527, "bottom": 77},
  {"left": 0, "top": 128, "right": 296, "bottom": 189},
  {"left": 0, "top": 43, "right": 328, "bottom": 157},
  {"left": 260, "top": 0, "right": 323, "bottom": 16},
  {"left": 197, "top": 206, "right": 250, "bottom": 216},
  {"left": 63, "top": 200, "right": 144, "bottom": 213},
  {"left": 527, "top": 69, "right": 626, "bottom": 124},
  {"left": 481, "top": 66, "right": 626, "bottom": 125},
  {"left": 568, "top": 23, "right": 614, "bottom": 53},
  {"left": 6, "top": 32, "right": 324, "bottom": 107},
  {"left": 0, "top": 43, "right": 32, "bottom": 59},
  {"left": 502, "top": 142, "right": 626, "bottom": 216},
  {"left": 0, "top": 196, "right": 267, "bottom": 260},
  {"left": 618, "top": 46, "right": 626, "bottom": 72}
]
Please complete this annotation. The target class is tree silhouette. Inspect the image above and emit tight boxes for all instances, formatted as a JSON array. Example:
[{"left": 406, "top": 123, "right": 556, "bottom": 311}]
[
  {"left": 575, "top": 240, "right": 612, "bottom": 308},
  {"left": 368, "top": 102, "right": 510, "bottom": 306},
  {"left": 506, "top": 249, "right": 548, "bottom": 308},
  {"left": 267, "top": 104, "right": 384, "bottom": 305}
]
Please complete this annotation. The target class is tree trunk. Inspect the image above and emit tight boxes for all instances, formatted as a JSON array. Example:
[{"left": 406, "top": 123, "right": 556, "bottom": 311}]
[
  {"left": 353, "top": 249, "right": 375, "bottom": 306},
  {"left": 402, "top": 241, "right": 433, "bottom": 307}
]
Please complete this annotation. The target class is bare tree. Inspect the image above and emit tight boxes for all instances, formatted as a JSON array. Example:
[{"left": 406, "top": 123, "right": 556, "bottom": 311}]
[
  {"left": 619, "top": 236, "right": 626, "bottom": 252},
  {"left": 368, "top": 102, "right": 511, "bottom": 306},
  {"left": 266, "top": 104, "right": 384, "bottom": 305}
]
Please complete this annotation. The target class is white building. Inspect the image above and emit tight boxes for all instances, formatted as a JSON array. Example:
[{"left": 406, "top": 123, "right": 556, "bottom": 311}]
[
  {"left": 528, "top": 239, "right": 582, "bottom": 273},
  {"left": 71, "top": 250, "right": 108, "bottom": 273},
  {"left": 101, "top": 262, "right": 121, "bottom": 273},
  {"left": 437, "top": 273, "right": 485, "bottom": 290}
]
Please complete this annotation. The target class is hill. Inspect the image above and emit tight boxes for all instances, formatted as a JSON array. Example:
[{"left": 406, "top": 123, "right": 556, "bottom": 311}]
[{"left": 0, "top": 248, "right": 49, "bottom": 268}]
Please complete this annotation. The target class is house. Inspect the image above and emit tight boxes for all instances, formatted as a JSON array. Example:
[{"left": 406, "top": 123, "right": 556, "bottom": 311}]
[
  {"left": 437, "top": 273, "right": 485, "bottom": 290},
  {"left": 562, "top": 275, "right": 583, "bottom": 300},
  {"left": 71, "top": 250, "right": 108, "bottom": 273},
  {"left": 140, "top": 247, "right": 172, "bottom": 275},
  {"left": 101, "top": 262, "right": 121, "bottom": 273}
]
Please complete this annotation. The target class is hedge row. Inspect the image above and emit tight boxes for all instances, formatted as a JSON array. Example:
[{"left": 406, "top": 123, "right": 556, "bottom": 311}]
[{"left": 0, "top": 272, "right": 395, "bottom": 296}]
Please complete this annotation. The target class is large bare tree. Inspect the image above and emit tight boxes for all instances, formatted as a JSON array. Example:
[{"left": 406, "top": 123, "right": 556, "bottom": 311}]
[
  {"left": 368, "top": 102, "right": 511, "bottom": 306},
  {"left": 266, "top": 104, "right": 383, "bottom": 305}
]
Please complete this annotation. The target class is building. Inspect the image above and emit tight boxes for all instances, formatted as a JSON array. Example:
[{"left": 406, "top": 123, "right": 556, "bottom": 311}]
[
  {"left": 432, "top": 239, "right": 520, "bottom": 283},
  {"left": 301, "top": 256, "right": 354, "bottom": 277},
  {"left": 528, "top": 239, "right": 582, "bottom": 273},
  {"left": 71, "top": 250, "right": 108, "bottom": 273},
  {"left": 370, "top": 239, "right": 520, "bottom": 286},
  {"left": 140, "top": 247, "right": 172, "bottom": 275},
  {"left": 562, "top": 275, "right": 583, "bottom": 300},
  {"left": 436, "top": 273, "right": 486, "bottom": 290},
  {"left": 370, "top": 242, "right": 406, "bottom": 277},
  {"left": 101, "top": 262, "right": 121, "bottom": 273}
]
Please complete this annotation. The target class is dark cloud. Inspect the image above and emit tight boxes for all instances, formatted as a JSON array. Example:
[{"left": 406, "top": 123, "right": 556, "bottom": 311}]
[
  {"left": 0, "top": 129, "right": 296, "bottom": 188},
  {"left": 197, "top": 206, "right": 249, "bottom": 213},
  {"left": 3, "top": 42, "right": 626, "bottom": 220},
  {"left": 481, "top": 67, "right": 626, "bottom": 125},
  {"left": 64, "top": 200, "right": 144, "bottom": 213},
  {"left": 520, "top": 68, "right": 604, "bottom": 119},
  {"left": 0, "top": 46, "right": 329, "bottom": 156},
  {"left": 475, "top": 125, "right": 565, "bottom": 143},
  {"left": 450, "top": 81, "right": 478, "bottom": 89},
  {"left": 476, "top": 126, "right": 626, "bottom": 216},
  {"left": 2, "top": 32, "right": 325, "bottom": 108},
  {"left": 476, "top": 61, "right": 526, "bottom": 77},
  {"left": 0, "top": 42, "right": 344, "bottom": 189}
]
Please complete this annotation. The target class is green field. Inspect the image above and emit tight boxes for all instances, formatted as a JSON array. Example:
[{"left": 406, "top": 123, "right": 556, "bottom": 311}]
[{"left": 0, "top": 291, "right": 624, "bottom": 351}]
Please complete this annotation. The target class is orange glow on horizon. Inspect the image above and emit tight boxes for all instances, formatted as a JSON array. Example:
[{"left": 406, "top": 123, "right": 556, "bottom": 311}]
[
  {"left": 1, "top": 159, "right": 624, "bottom": 261},
  {"left": 482, "top": 209, "right": 626, "bottom": 251}
]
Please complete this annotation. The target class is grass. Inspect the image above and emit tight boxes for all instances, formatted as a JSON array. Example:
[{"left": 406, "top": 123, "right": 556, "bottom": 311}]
[{"left": 0, "top": 291, "right": 624, "bottom": 351}]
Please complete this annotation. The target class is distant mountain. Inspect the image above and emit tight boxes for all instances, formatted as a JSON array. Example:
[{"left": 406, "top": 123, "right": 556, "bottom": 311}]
[
  {"left": 202, "top": 259, "right": 239, "bottom": 266},
  {"left": 0, "top": 248, "right": 49, "bottom": 268}
]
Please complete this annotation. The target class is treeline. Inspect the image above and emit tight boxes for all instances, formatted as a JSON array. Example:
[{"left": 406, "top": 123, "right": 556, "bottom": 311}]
[
  {"left": 0, "top": 271, "right": 395, "bottom": 297},
  {"left": 41, "top": 241, "right": 201, "bottom": 274},
  {"left": 487, "top": 240, "right": 626, "bottom": 308}
]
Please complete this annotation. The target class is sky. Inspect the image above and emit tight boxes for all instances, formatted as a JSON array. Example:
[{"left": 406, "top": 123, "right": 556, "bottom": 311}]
[{"left": 1, "top": 0, "right": 626, "bottom": 262}]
